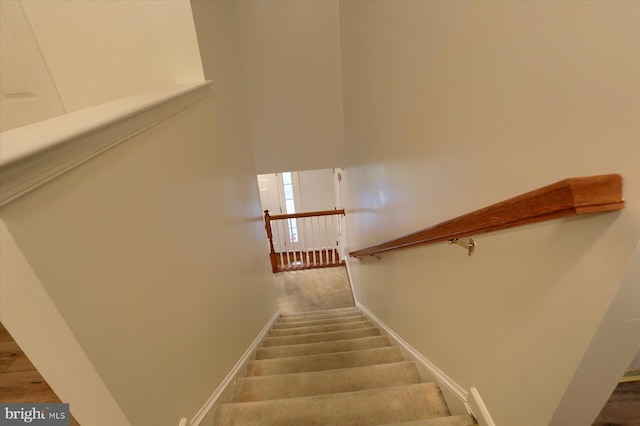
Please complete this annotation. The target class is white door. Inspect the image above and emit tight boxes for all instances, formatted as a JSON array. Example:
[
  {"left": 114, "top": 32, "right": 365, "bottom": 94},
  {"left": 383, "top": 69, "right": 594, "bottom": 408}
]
[
  {"left": 257, "top": 172, "right": 302, "bottom": 255},
  {"left": 0, "top": 1, "right": 65, "bottom": 131},
  {"left": 257, "top": 173, "right": 284, "bottom": 253},
  {"left": 278, "top": 171, "right": 302, "bottom": 254}
]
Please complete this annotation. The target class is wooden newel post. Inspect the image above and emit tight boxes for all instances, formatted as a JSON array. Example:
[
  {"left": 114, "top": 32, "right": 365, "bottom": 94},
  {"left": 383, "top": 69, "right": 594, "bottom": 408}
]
[{"left": 264, "top": 210, "right": 278, "bottom": 273}]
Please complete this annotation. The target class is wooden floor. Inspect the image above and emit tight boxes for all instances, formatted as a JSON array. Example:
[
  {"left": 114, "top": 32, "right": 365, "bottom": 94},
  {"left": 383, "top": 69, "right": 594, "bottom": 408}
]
[
  {"left": 0, "top": 322, "right": 80, "bottom": 425},
  {"left": 592, "top": 380, "right": 640, "bottom": 426},
  {"left": 592, "top": 351, "right": 640, "bottom": 426}
]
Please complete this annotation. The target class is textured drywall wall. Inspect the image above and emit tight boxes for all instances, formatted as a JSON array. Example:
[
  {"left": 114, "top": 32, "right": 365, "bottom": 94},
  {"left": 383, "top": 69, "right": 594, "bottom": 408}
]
[
  {"left": 340, "top": 1, "right": 640, "bottom": 425},
  {"left": 232, "top": 0, "right": 344, "bottom": 173}
]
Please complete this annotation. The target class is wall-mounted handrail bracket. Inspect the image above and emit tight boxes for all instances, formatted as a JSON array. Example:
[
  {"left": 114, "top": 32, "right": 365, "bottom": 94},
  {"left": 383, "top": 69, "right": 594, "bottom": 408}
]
[
  {"left": 449, "top": 237, "right": 476, "bottom": 256},
  {"left": 372, "top": 254, "right": 383, "bottom": 261}
]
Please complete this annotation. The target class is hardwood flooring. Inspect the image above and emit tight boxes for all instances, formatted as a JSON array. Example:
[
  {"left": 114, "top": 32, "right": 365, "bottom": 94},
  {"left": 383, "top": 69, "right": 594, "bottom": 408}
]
[
  {"left": 0, "top": 322, "right": 80, "bottom": 425},
  {"left": 592, "top": 380, "right": 640, "bottom": 426}
]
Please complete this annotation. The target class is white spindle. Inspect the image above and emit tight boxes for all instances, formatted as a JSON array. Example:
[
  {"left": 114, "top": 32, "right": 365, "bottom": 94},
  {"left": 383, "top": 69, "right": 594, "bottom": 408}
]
[
  {"left": 331, "top": 214, "right": 336, "bottom": 264},
  {"left": 316, "top": 216, "right": 321, "bottom": 266},
  {"left": 303, "top": 217, "right": 310, "bottom": 268},
  {"left": 296, "top": 218, "right": 303, "bottom": 269},
  {"left": 274, "top": 219, "right": 284, "bottom": 271},
  {"left": 311, "top": 216, "right": 317, "bottom": 267},
  {"left": 321, "top": 215, "right": 325, "bottom": 265}
]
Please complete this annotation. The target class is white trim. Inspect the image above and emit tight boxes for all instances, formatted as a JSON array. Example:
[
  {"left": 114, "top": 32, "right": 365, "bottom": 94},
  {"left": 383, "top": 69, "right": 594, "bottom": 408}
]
[
  {"left": 357, "top": 303, "right": 469, "bottom": 403},
  {"left": 189, "top": 310, "right": 281, "bottom": 426},
  {"left": 0, "top": 81, "right": 211, "bottom": 206},
  {"left": 344, "top": 258, "right": 359, "bottom": 306},
  {"left": 469, "top": 387, "right": 496, "bottom": 426},
  {"left": 0, "top": 220, "right": 131, "bottom": 425},
  {"left": 178, "top": 418, "right": 188, "bottom": 426},
  {"left": 357, "top": 302, "right": 495, "bottom": 426}
]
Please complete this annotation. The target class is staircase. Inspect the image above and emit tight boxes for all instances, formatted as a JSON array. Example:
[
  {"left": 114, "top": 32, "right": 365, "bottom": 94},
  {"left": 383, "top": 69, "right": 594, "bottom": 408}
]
[{"left": 214, "top": 307, "right": 478, "bottom": 425}]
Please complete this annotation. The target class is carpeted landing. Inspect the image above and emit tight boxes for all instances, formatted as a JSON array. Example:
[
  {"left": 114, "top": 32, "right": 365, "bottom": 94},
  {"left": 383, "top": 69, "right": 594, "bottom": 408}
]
[{"left": 214, "top": 307, "right": 478, "bottom": 425}]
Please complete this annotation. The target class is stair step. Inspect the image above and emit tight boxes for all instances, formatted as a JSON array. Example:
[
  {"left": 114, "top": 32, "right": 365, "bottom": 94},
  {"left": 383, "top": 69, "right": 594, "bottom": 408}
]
[
  {"left": 390, "top": 414, "right": 478, "bottom": 425},
  {"left": 215, "top": 382, "right": 450, "bottom": 425},
  {"left": 272, "top": 314, "right": 367, "bottom": 329},
  {"left": 261, "top": 327, "right": 380, "bottom": 347},
  {"left": 268, "top": 320, "right": 371, "bottom": 337},
  {"left": 247, "top": 346, "right": 403, "bottom": 376},
  {"left": 256, "top": 335, "right": 391, "bottom": 359},
  {"left": 233, "top": 361, "right": 421, "bottom": 402},
  {"left": 279, "top": 307, "right": 359, "bottom": 319},
  {"left": 277, "top": 310, "right": 361, "bottom": 323}
]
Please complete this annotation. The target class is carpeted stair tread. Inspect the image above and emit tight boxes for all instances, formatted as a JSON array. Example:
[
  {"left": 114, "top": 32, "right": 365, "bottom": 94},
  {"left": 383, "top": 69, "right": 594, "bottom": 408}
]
[
  {"left": 261, "top": 327, "right": 380, "bottom": 347},
  {"left": 277, "top": 310, "right": 362, "bottom": 323},
  {"left": 215, "top": 382, "right": 450, "bottom": 425},
  {"left": 272, "top": 314, "right": 367, "bottom": 329},
  {"left": 277, "top": 311, "right": 359, "bottom": 323},
  {"left": 247, "top": 346, "right": 403, "bottom": 376},
  {"left": 279, "top": 307, "right": 359, "bottom": 319},
  {"left": 256, "top": 335, "right": 391, "bottom": 359},
  {"left": 268, "top": 319, "right": 372, "bottom": 336},
  {"left": 389, "top": 414, "right": 478, "bottom": 425},
  {"left": 233, "top": 361, "right": 421, "bottom": 402}
]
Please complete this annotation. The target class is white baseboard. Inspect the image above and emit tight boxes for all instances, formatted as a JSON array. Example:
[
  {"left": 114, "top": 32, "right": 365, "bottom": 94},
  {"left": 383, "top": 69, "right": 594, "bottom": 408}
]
[
  {"left": 356, "top": 302, "right": 494, "bottom": 426},
  {"left": 189, "top": 310, "right": 280, "bottom": 425},
  {"left": 469, "top": 387, "right": 496, "bottom": 426},
  {"left": 344, "top": 257, "right": 359, "bottom": 306}
]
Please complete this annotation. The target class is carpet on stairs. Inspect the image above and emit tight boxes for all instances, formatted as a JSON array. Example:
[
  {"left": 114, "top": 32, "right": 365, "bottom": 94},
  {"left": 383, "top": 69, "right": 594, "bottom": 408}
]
[{"left": 214, "top": 307, "right": 479, "bottom": 426}]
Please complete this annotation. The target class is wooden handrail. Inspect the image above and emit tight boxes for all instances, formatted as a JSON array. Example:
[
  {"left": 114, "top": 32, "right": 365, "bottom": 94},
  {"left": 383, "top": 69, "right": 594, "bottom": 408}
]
[
  {"left": 268, "top": 209, "right": 345, "bottom": 220},
  {"left": 349, "top": 174, "right": 624, "bottom": 258}
]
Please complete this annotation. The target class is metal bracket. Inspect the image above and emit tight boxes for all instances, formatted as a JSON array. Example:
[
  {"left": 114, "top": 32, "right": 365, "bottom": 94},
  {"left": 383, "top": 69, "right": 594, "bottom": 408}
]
[
  {"left": 449, "top": 237, "right": 476, "bottom": 256},
  {"left": 372, "top": 254, "right": 382, "bottom": 261}
]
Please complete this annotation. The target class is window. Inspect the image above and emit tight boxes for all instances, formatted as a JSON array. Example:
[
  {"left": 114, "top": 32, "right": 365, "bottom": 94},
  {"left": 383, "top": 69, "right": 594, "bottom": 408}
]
[{"left": 281, "top": 172, "right": 298, "bottom": 242}]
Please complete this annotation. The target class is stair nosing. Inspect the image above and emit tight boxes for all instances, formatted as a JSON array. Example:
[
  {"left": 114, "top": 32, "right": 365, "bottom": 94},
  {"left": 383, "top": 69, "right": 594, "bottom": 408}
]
[
  {"left": 216, "top": 382, "right": 449, "bottom": 425},
  {"left": 273, "top": 314, "right": 367, "bottom": 328},
  {"left": 261, "top": 326, "right": 381, "bottom": 346},
  {"left": 255, "top": 335, "right": 391, "bottom": 359},
  {"left": 246, "top": 346, "right": 403, "bottom": 376},
  {"left": 232, "top": 361, "right": 422, "bottom": 402},
  {"left": 279, "top": 307, "right": 359, "bottom": 318},
  {"left": 222, "top": 382, "right": 440, "bottom": 407},
  {"left": 268, "top": 320, "right": 372, "bottom": 336}
]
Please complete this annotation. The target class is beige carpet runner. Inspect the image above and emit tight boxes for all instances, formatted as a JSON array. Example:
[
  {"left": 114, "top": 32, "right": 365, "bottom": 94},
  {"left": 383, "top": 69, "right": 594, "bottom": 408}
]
[{"left": 215, "top": 307, "right": 478, "bottom": 425}]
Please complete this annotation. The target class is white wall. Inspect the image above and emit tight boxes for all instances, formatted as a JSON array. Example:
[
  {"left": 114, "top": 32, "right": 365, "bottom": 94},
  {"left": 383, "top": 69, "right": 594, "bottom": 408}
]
[
  {"left": 0, "top": 2, "right": 278, "bottom": 425},
  {"left": 299, "top": 169, "right": 336, "bottom": 212},
  {"left": 233, "top": 0, "right": 344, "bottom": 174},
  {"left": 20, "top": 0, "right": 204, "bottom": 112},
  {"left": 340, "top": 1, "right": 640, "bottom": 425}
]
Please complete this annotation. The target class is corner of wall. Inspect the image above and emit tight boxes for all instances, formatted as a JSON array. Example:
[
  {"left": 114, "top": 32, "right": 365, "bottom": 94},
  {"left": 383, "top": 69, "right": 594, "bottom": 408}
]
[{"left": 0, "top": 219, "right": 130, "bottom": 425}]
